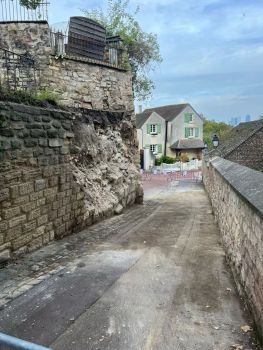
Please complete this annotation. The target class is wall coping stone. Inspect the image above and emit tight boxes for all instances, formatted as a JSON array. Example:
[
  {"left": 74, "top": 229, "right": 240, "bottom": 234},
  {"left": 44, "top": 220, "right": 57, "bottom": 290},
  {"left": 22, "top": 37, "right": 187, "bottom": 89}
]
[
  {"left": 52, "top": 54, "right": 129, "bottom": 72},
  {"left": 210, "top": 157, "right": 263, "bottom": 219}
]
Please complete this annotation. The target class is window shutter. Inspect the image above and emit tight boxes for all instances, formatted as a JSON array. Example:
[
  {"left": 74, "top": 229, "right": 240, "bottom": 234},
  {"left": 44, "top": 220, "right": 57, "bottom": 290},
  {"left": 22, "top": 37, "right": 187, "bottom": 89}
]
[
  {"left": 158, "top": 144, "right": 162, "bottom": 153},
  {"left": 195, "top": 128, "right": 199, "bottom": 137},
  {"left": 146, "top": 124, "right": 151, "bottom": 134},
  {"left": 184, "top": 113, "right": 190, "bottom": 123},
  {"left": 185, "top": 128, "right": 189, "bottom": 138},
  {"left": 157, "top": 124, "right": 161, "bottom": 134}
]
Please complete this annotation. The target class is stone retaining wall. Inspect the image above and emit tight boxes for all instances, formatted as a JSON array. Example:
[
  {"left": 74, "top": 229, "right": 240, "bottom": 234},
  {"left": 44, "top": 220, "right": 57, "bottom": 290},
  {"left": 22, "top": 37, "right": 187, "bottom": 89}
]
[
  {"left": 45, "top": 56, "right": 133, "bottom": 111},
  {"left": 0, "top": 21, "right": 133, "bottom": 112},
  {"left": 203, "top": 157, "right": 263, "bottom": 339},
  {"left": 0, "top": 102, "right": 142, "bottom": 260}
]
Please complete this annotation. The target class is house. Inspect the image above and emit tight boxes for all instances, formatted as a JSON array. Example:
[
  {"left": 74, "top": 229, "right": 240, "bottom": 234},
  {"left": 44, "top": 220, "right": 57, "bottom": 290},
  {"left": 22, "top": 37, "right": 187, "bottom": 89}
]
[
  {"left": 210, "top": 119, "right": 263, "bottom": 172},
  {"left": 136, "top": 103, "right": 204, "bottom": 167}
]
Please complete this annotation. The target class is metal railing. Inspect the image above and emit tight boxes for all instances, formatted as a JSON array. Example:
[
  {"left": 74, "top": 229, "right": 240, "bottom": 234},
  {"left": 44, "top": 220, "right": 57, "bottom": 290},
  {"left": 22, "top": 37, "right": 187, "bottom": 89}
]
[
  {"left": 0, "top": 333, "right": 52, "bottom": 350},
  {"left": 0, "top": 47, "right": 38, "bottom": 92},
  {"left": 49, "top": 31, "right": 125, "bottom": 68},
  {"left": 0, "top": 0, "right": 49, "bottom": 22}
]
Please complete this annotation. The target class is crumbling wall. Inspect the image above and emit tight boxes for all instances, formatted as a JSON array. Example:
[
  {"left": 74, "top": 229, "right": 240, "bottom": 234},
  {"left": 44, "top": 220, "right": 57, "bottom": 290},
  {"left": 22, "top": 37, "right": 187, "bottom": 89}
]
[{"left": 0, "top": 102, "right": 142, "bottom": 260}]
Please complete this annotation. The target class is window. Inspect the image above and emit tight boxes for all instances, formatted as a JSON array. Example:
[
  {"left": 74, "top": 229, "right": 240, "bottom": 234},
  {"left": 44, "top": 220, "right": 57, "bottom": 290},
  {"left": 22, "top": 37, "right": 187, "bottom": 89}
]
[
  {"left": 185, "top": 127, "right": 194, "bottom": 138},
  {"left": 150, "top": 144, "right": 158, "bottom": 153},
  {"left": 150, "top": 124, "right": 157, "bottom": 134},
  {"left": 188, "top": 128, "right": 194, "bottom": 137},
  {"left": 184, "top": 113, "right": 193, "bottom": 123}
]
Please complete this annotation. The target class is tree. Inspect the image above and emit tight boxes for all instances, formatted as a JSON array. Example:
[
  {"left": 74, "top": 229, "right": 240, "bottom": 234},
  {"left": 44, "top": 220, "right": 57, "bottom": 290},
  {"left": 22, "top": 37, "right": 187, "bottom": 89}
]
[
  {"left": 203, "top": 119, "right": 232, "bottom": 149},
  {"left": 82, "top": 0, "right": 162, "bottom": 101},
  {"left": 19, "top": 0, "right": 41, "bottom": 9}
]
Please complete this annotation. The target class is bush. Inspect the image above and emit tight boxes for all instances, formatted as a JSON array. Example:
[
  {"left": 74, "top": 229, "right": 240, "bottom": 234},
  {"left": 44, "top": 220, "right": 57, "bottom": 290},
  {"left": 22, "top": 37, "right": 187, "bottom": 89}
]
[
  {"left": 0, "top": 85, "right": 59, "bottom": 108},
  {"left": 155, "top": 155, "right": 176, "bottom": 166},
  {"left": 179, "top": 153, "right": 189, "bottom": 162}
]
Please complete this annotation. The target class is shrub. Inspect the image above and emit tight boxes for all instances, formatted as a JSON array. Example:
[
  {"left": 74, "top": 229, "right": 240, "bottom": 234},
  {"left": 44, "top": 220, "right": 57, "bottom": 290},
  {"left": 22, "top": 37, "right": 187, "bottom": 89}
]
[
  {"left": 155, "top": 155, "right": 176, "bottom": 165},
  {"left": 179, "top": 153, "right": 189, "bottom": 162}
]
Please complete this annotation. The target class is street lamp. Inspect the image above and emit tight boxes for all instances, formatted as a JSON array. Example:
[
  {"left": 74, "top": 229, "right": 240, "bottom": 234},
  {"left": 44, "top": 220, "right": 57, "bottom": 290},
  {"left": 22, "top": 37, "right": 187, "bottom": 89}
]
[{"left": 212, "top": 134, "right": 219, "bottom": 148}]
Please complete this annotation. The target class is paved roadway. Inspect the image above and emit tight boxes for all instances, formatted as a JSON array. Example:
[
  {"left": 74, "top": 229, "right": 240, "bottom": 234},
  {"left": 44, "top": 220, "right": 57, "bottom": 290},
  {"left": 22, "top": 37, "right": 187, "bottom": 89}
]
[{"left": 0, "top": 177, "right": 260, "bottom": 349}]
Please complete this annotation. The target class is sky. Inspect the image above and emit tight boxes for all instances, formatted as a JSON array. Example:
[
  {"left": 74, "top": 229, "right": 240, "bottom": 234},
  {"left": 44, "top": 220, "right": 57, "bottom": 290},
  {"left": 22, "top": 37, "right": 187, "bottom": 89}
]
[{"left": 48, "top": 0, "right": 263, "bottom": 122}]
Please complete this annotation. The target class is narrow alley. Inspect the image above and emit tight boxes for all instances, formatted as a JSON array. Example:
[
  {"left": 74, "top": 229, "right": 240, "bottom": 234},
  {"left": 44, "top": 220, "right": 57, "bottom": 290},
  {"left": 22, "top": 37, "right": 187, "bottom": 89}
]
[{"left": 0, "top": 178, "right": 259, "bottom": 350}]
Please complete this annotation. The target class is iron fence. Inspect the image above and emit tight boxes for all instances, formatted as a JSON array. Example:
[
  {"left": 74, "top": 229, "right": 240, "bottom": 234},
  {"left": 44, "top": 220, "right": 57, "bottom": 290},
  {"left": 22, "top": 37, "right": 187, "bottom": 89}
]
[
  {"left": 50, "top": 31, "right": 125, "bottom": 68},
  {"left": 0, "top": 47, "right": 39, "bottom": 92},
  {"left": 0, "top": 0, "right": 49, "bottom": 22},
  {"left": 0, "top": 333, "right": 52, "bottom": 350}
]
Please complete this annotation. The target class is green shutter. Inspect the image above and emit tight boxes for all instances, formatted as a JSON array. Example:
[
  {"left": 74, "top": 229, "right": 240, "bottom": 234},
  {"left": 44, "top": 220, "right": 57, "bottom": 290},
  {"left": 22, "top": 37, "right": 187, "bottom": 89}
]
[
  {"left": 145, "top": 144, "right": 150, "bottom": 149},
  {"left": 146, "top": 124, "right": 151, "bottom": 134},
  {"left": 195, "top": 128, "right": 199, "bottom": 137},
  {"left": 185, "top": 127, "right": 189, "bottom": 138},
  {"left": 184, "top": 113, "right": 190, "bottom": 123},
  {"left": 157, "top": 124, "right": 161, "bottom": 134},
  {"left": 158, "top": 144, "right": 162, "bottom": 153}
]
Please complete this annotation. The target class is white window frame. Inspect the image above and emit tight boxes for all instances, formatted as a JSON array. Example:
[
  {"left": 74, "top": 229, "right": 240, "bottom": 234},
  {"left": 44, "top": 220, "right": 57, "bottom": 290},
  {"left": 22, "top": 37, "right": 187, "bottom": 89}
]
[
  {"left": 188, "top": 114, "right": 193, "bottom": 122},
  {"left": 150, "top": 124, "right": 157, "bottom": 134},
  {"left": 150, "top": 144, "right": 158, "bottom": 153},
  {"left": 188, "top": 127, "right": 194, "bottom": 138}
]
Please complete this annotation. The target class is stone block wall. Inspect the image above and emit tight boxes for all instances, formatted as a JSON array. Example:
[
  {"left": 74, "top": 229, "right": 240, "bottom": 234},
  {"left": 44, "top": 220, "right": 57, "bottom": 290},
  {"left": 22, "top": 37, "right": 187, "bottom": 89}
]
[
  {"left": 203, "top": 157, "right": 263, "bottom": 339},
  {"left": 0, "top": 102, "right": 142, "bottom": 260},
  {"left": 45, "top": 56, "right": 134, "bottom": 111}
]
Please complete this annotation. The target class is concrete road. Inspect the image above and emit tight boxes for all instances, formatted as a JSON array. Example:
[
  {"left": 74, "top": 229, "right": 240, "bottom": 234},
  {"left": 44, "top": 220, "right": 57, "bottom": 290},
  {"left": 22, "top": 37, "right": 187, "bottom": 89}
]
[{"left": 0, "top": 179, "right": 260, "bottom": 349}]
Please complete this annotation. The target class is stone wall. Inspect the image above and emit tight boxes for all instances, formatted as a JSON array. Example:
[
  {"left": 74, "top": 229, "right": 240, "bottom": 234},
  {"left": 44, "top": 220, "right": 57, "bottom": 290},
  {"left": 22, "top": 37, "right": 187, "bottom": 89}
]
[
  {"left": 0, "top": 101, "right": 142, "bottom": 260},
  {"left": 226, "top": 128, "right": 263, "bottom": 172},
  {"left": 45, "top": 56, "right": 134, "bottom": 111},
  {"left": 0, "top": 21, "right": 51, "bottom": 87},
  {"left": 0, "top": 21, "right": 133, "bottom": 112},
  {"left": 203, "top": 157, "right": 263, "bottom": 339}
]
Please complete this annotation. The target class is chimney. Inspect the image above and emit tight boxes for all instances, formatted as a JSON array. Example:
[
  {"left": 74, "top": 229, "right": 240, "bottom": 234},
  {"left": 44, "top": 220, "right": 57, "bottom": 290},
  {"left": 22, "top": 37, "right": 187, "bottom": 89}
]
[{"left": 138, "top": 105, "right": 143, "bottom": 113}]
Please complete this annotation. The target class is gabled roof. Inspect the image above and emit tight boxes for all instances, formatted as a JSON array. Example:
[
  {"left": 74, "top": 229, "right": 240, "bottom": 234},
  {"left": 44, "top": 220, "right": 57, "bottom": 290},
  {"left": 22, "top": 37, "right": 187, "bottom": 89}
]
[
  {"left": 136, "top": 103, "right": 189, "bottom": 129},
  {"left": 171, "top": 139, "right": 205, "bottom": 150},
  {"left": 213, "top": 119, "right": 263, "bottom": 157}
]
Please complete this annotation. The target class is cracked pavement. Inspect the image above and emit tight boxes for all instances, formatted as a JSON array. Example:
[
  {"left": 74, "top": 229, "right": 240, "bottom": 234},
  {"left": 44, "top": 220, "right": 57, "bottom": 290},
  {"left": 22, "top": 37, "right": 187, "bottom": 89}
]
[{"left": 0, "top": 178, "right": 260, "bottom": 349}]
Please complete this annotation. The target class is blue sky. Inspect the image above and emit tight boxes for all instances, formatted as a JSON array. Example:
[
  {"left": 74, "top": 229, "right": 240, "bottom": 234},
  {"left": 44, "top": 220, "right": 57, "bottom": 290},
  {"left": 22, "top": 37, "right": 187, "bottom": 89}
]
[{"left": 49, "top": 0, "right": 263, "bottom": 122}]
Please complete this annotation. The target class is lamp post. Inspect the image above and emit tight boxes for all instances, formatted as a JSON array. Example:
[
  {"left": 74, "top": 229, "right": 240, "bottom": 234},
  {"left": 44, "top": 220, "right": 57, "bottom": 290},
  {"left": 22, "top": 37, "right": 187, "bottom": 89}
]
[{"left": 212, "top": 134, "right": 219, "bottom": 148}]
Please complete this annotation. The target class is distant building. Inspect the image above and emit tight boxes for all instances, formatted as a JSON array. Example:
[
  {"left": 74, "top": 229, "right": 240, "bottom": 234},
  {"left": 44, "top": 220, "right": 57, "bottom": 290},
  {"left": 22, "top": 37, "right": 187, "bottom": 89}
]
[
  {"left": 211, "top": 119, "right": 263, "bottom": 171},
  {"left": 136, "top": 103, "right": 204, "bottom": 169}
]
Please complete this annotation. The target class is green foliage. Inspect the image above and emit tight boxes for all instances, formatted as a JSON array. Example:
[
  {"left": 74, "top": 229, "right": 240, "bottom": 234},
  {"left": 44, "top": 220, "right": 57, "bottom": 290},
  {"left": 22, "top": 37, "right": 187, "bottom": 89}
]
[
  {"left": 0, "top": 85, "right": 58, "bottom": 107},
  {"left": 19, "top": 0, "right": 42, "bottom": 10},
  {"left": 155, "top": 155, "right": 176, "bottom": 165},
  {"left": 179, "top": 153, "right": 189, "bottom": 163},
  {"left": 34, "top": 89, "right": 58, "bottom": 104},
  {"left": 82, "top": 0, "right": 162, "bottom": 100},
  {"left": 203, "top": 118, "right": 232, "bottom": 149}
]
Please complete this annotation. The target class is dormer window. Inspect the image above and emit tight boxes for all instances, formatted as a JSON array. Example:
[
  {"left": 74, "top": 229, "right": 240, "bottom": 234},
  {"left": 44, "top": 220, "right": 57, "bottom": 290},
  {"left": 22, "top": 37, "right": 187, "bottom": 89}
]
[{"left": 150, "top": 124, "right": 157, "bottom": 134}]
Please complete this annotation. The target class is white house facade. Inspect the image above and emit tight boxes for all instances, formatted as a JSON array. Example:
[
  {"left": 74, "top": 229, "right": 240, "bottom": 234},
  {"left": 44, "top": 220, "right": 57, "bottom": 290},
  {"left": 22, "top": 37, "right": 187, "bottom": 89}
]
[{"left": 136, "top": 103, "right": 204, "bottom": 168}]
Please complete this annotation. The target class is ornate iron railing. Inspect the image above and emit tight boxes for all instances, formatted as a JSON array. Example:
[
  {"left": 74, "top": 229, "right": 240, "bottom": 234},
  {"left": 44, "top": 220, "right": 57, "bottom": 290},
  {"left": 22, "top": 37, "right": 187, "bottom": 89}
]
[
  {"left": 0, "top": 47, "right": 38, "bottom": 91},
  {"left": 0, "top": 0, "right": 49, "bottom": 22}
]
